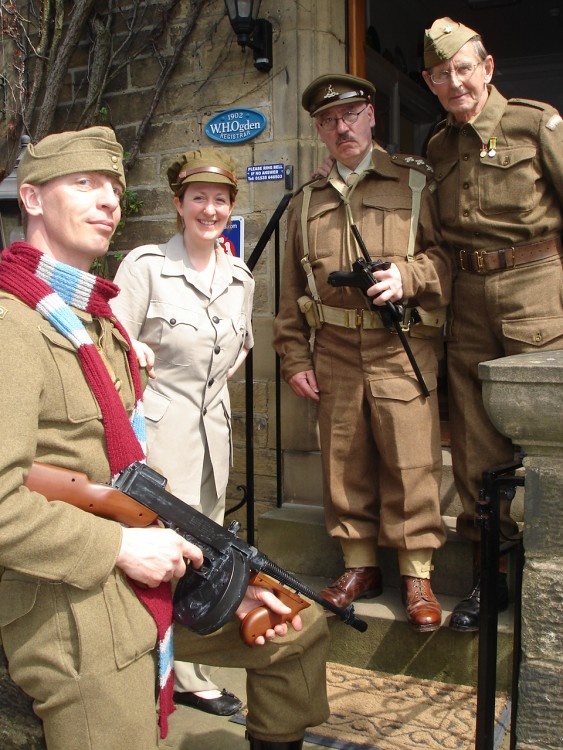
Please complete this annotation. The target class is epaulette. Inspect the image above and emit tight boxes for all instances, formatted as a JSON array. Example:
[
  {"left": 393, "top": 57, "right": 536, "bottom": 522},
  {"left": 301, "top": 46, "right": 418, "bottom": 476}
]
[
  {"left": 230, "top": 255, "right": 254, "bottom": 278},
  {"left": 389, "top": 153, "right": 434, "bottom": 176},
  {"left": 508, "top": 98, "right": 562, "bottom": 131},
  {"left": 508, "top": 98, "right": 550, "bottom": 112}
]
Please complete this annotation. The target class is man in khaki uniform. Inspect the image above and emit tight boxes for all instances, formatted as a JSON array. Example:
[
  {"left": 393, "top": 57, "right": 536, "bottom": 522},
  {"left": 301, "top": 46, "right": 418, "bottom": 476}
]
[
  {"left": 273, "top": 74, "right": 453, "bottom": 632},
  {"left": 422, "top": 18, "right": 563, "bottom": 630},
  {"left": 0, "top": 127, "right": 329, "bottom": 750}
]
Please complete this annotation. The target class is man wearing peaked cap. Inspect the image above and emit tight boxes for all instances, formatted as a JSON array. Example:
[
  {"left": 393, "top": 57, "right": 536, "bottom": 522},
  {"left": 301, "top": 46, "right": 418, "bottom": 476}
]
[
  {"left": 0, "top": 129, "right": 330, "bottom": 750},
  {"left": 301, "top": 73, "right": 376, "bottom": 117},
  {"left": 421, "top": 18, "right": 563, "bottom": 632},
  {"left": 274, "top": 73, "right": 454, "bottom": 633}
]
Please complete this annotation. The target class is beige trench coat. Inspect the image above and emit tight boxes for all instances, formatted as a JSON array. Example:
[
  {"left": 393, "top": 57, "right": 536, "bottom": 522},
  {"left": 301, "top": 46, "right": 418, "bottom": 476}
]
[{"left": 112, "top": 235, "right": 255, "bottom": 505}]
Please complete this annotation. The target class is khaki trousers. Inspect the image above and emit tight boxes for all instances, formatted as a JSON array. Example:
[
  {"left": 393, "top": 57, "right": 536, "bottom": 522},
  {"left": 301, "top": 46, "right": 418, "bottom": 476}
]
[
  {"left": 2, "top": 580, "right": 329, "bottom": 749},
  {"left": 448, "top": 257, "right": 563, "bottom": 542},
  {"left": 314, "top": 325, "right": 445, "bottom": 556}
]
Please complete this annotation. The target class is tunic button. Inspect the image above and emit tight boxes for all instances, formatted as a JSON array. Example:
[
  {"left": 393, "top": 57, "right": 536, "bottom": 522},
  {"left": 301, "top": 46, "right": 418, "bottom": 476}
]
[
  {"left": 214, "top": 345, "right": 221, "bottom": 354},
  {"left": 170, "top": 318, "right": 177, "bottom": 325},
  {"left": 463, "top": 182, "right": 469, "bottom": 189},
  {"left": 463, "top": 210, "right": 469, "bottom": 217},
  {"left": 463, "top": 154, "right": 469, "bottom": 161},
  {"left": 534, "top": 333, "right": 542, "bottom": 343},
  {"left": 208, "top": 378, "right": 215, "bottom": 387},
  {"left": 212, "top": 316, "right": 220, "bottom": 323}
]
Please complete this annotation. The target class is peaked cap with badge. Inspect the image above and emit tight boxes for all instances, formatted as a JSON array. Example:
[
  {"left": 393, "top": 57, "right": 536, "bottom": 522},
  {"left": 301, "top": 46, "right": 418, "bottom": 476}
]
[
  {"left": 301, "top": 73, "right": 376, "bottom": 117},
  {"left": 424, "top": 17, "right": 480, "bottom": 68}
]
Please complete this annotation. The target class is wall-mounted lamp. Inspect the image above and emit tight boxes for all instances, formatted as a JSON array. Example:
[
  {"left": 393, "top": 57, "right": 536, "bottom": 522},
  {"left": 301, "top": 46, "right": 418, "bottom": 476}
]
[{"left": 223, "top": 0, "right": 273, "bottom": 73}]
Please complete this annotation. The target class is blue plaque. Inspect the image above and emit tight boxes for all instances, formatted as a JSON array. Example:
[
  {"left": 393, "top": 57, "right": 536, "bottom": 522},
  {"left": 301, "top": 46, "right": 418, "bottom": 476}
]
[{"left": 205, "top": 108, "right": 266, "bottom": 144}]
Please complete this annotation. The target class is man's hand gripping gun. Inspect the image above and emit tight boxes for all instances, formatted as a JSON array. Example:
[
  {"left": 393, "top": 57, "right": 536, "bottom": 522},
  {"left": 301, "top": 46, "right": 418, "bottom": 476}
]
[
  {"left": 327, "top": 223, "right": 429, "bottom": 397},
  {"left": 25, "top": 461, "right": 368, "bottom": 645}
]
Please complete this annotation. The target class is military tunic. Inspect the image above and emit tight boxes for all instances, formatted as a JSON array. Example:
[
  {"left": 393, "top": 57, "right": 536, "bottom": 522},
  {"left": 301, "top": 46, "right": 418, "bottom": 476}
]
[
  {"left": 273, "top": 147, "right": 452, "bottom": 555},
  {"left": 426, "top": 85, "right": 563, "bottom": 540}
]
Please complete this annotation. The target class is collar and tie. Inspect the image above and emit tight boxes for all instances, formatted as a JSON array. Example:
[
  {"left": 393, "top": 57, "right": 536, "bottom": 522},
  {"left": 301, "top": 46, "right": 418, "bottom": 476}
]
[{"left": 346, "top": 171, "right": 359, "bottom": 187}]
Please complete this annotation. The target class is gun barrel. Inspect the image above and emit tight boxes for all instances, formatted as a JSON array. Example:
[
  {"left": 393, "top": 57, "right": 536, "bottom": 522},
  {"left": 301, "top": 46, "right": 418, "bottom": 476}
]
[{"left": 261, "top": 559, "right": 367, "bottom": 633}]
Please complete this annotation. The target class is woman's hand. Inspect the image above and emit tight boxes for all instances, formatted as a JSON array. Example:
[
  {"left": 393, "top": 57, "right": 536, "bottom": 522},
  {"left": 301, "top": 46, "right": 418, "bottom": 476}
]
[{"left": 131, "top": 339, "right": 156, "bottom": 379}]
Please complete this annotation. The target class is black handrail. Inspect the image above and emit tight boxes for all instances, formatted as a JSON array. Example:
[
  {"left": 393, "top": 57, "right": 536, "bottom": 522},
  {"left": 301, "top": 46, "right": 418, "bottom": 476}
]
[
  {"left": 475, "top": 459, "right": 525, "bottom": 750},
  {"left": 225, "top": 192, "right": 293, "bottom": 545}
]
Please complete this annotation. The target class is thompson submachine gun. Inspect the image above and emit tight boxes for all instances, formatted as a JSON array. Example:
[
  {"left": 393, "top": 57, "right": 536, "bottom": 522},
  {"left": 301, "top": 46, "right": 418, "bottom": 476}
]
[
  {"left": 25, "top": 461, "right": 368, "bottom": 645},
  {"left": 327, "top": 223, "right": 429, "bottom": 397}
]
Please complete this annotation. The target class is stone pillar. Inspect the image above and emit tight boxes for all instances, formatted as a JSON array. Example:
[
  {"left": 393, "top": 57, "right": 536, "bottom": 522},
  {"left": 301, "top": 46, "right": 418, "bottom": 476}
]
[{"left": 478, "top": 350, "right": 563, "bottom": 750}]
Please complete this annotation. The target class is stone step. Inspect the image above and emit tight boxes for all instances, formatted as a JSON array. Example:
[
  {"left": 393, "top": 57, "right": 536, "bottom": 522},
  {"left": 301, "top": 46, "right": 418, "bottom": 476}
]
[
  {"left": 258, "top": 505, "right": 518, "bottom": 692},
  {"left": 318, "top": 580, "right": 517, "bottom": 693},
  {"left": 258, "top": 505, "right": 476, "bottom": 596}
]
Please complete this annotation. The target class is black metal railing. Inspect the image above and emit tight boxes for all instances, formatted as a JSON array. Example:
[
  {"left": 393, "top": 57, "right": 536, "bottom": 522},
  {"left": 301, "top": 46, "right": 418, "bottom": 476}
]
[{"left": 225, "top": 192, "right": 292, "bottom": 545}]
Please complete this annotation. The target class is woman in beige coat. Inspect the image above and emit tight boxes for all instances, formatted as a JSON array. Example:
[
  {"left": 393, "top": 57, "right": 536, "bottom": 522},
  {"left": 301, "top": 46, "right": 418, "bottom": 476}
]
[{"left": 111, "top": 148, "right": 254, "bottom": 716}]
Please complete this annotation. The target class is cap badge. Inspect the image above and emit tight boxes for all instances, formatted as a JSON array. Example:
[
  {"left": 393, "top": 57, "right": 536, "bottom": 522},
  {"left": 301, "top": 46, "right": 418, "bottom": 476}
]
[
  {"left": 324, "top": 84, "right": 338, "bottom": 100},
  {"left": 444, "top": 25, "right": 452, "bottom": 34}
]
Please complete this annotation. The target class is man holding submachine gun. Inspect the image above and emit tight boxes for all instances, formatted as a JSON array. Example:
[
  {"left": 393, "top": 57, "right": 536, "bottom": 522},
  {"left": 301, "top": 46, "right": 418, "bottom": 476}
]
[
  {"left": 0, "top": 127, "right": 333, "bottom": 750},
  {"left": 274, "top": 73, "right": 453, "bottom": 633}
]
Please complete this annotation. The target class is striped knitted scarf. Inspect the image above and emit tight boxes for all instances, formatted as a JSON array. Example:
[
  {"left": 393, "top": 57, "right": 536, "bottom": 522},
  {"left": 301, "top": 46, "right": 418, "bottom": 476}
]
[{"left": 0, "top": 242, "right": 175, "bottom": 738}]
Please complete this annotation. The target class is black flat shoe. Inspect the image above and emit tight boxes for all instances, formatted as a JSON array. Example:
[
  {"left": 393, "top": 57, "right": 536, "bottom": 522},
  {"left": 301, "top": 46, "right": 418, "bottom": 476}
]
[
  {"left": 173, "top": 689, "right": 243, "bottom": 716},
  {"left": 449, "top": 573, "right": 509, "bottom": 632}
]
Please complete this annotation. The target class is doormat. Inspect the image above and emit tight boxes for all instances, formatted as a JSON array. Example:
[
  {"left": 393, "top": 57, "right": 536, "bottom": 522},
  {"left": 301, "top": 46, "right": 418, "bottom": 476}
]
[{"left": 231, "top": 661, "right": 510, "bottom": 750}]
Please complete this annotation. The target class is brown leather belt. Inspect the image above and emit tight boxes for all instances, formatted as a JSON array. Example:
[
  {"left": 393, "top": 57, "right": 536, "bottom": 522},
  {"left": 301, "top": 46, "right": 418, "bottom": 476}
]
[{"left": 455, "top": 236, "right": 562, "bottom": 274}]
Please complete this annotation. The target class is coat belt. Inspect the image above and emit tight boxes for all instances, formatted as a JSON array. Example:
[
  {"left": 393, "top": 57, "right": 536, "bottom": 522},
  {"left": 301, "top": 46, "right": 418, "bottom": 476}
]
[{"left": 455, "top": 236, "right": 562, "bottom": 274}]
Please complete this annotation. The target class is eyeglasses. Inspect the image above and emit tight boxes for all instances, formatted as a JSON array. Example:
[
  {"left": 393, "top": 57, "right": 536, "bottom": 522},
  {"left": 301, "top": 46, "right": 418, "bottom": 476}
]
[
  {"left": 429, "top": 62, "right": 482, "bottom": 85},
  {"left": 317, "top": 105, "right": 369, "bottom": 131}
]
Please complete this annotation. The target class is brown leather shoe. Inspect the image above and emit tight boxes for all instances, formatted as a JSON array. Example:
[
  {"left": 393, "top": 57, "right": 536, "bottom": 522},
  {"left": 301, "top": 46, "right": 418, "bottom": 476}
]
[
  {"left": 319, "top": 567, "right": 383, "bottom": 609},
  {"left": 401, "top": 576, "right": 442, "bottom": 633}
]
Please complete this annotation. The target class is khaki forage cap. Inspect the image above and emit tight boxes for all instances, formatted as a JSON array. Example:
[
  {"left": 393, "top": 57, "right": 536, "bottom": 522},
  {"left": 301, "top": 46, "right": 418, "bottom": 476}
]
[
  {"left": 301, "top": 73, "right": 375, "bottom": 117},
  {"left": 424, "top": 17, "right": 479, "bottom": 68},
  {"left": 167, "top": 148, "right": 238, "bottom": 195},
  {"left": 17, "top": 126, "right": 125, "bottom": 191}
]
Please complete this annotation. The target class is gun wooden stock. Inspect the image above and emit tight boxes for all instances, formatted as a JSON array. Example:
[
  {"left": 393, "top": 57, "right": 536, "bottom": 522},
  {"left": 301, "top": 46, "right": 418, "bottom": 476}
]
[{"left": 24, "top": 462, "right": 158, "bottom": 528}]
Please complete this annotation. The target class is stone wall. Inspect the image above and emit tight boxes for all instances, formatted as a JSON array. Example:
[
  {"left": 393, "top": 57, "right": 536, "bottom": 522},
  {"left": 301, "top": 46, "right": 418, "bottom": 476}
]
[{"left": 59, "top": 0, "right": 347, "bottom": 519}]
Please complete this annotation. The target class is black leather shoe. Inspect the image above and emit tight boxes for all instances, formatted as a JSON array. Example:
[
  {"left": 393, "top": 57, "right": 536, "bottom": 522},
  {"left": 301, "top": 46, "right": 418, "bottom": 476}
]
[
  {"left": 449, "top": 573, "right": 509, "bottom": 632},
  {"left": 173, "top": 689, "right": 243, "bottom": 716}
]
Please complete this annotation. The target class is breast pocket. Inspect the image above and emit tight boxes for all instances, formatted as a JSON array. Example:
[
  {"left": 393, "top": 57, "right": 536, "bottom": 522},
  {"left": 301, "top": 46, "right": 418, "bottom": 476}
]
[
  {"left": 146, "top": 301, "right": 200, "bottom": 367},
  {"left": 307, "top": 195, "right": 347, "bottom": 259},
  {"left": 479, "top": 147, "right": 537, "bottom": 215},
  {"left": 361, "top": 193, "right": 412, "bottom": 258},
  {"left": 40, "top": 325, "right": 102, "bottom": 423}
]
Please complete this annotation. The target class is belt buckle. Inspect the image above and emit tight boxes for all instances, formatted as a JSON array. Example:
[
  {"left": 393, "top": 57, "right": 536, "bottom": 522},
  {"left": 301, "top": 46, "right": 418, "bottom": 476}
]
[
  {"left": 458, "top": 249, "right": 469, "bottom": 272},
  {"left": 473, "top": 250, "right": 487, "bottom": 273}
]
